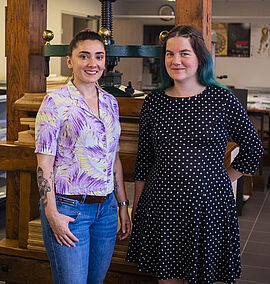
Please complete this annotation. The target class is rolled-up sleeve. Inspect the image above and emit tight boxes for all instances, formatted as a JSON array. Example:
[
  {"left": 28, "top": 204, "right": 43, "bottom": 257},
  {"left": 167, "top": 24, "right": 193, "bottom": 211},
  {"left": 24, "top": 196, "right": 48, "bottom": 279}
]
[
  {"left": 35, "top": 94, "right": 61, "bottom": 156},
  {"left": 225, "top": 92, "right": 264, "bottom": 175}
]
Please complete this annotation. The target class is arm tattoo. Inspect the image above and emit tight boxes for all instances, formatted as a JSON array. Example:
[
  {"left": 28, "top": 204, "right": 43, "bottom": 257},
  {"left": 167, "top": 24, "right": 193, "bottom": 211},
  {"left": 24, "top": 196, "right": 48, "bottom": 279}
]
[
  {"left": 37, "top": 166, "right": 53, "bottom": 207},
  {"left": 113, "top": 171, "right": 119, "bottom": 194}
]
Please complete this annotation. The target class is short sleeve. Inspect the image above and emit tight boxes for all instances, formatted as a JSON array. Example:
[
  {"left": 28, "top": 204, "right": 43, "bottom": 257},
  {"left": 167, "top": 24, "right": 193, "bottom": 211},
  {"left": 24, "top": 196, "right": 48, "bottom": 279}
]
[
  {"left": 224, "top": 92, "right": 264, "bottom": 175},
  {"left": 134, "top": 95, "right": 155, "bottom": 180},
  {"left": 35, "top": 94, "right": 61, "bottom": 156}
]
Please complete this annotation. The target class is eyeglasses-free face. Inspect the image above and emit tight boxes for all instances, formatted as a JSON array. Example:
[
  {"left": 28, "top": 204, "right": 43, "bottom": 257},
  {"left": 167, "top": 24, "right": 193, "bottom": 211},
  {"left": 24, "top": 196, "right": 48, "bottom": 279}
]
[
  {"left": 67, "top": 39, "right": 106, "bottom": 88},
  {"left": 165, "top": 36, "right": 199, "bottom": 85}
]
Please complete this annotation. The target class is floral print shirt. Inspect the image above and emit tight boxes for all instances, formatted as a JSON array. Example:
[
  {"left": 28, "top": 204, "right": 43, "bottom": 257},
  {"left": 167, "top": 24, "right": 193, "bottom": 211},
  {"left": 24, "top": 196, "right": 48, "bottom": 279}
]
[{"left": 35, "top": 80, "right": 121, "bottom": 196}]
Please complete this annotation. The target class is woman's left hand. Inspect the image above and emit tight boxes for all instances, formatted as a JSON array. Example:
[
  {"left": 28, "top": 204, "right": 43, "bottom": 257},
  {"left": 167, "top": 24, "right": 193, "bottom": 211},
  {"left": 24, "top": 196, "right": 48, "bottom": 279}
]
[
  {"left": 117, "top": 206, "right": 131, "bottom": 240},
  {"left": 227, "top": 166, "right": 243, "bottom": 183}
]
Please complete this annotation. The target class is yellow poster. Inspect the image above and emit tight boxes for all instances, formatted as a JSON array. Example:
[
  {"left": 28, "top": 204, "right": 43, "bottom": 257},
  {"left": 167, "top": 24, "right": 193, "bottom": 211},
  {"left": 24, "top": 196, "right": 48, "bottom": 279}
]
[{"left": 212, "top": 23, "right": 228, "bottom": 56}]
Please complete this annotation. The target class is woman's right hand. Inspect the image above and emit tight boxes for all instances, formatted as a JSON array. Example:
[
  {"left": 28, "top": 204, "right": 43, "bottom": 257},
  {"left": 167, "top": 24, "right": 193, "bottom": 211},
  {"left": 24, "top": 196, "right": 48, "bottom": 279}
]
[
  {"left": 46, "top": 211, "right": 79, "bottom": 247},
  {"left": 37, "top": 155, "right": 78, "bottom": 246}
]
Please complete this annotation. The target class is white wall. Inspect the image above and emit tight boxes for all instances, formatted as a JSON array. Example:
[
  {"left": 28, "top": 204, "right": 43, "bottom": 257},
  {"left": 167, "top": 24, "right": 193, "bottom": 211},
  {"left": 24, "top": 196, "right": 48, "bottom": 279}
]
[
  {"left": 114, "top": 0, "right": 175, "bottom": 25},
  {"left": 213, "top": 1, "right": 270, "bottom": 88}
]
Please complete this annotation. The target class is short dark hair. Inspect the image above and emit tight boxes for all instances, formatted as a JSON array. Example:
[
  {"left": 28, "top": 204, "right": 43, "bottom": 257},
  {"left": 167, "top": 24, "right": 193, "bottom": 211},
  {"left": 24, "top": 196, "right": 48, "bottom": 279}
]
[
  {"left": 67, "top": 30, "right": 105, "bottom": 57},
  {"left": 160, "top": 25, "right": 226, "bottom": 90}
]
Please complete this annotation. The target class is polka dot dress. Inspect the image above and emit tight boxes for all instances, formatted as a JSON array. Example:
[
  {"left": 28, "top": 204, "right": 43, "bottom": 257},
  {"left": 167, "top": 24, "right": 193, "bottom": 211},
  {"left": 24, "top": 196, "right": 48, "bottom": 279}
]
[{"left": 126, "top": 85, "right": 264, "bottom": 284}]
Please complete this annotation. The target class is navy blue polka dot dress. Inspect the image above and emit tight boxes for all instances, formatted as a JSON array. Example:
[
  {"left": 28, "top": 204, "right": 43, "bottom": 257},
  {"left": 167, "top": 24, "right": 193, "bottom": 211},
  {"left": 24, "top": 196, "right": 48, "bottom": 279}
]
[{"left": 126, "top": 85, "right": 264, "bottom": 283}]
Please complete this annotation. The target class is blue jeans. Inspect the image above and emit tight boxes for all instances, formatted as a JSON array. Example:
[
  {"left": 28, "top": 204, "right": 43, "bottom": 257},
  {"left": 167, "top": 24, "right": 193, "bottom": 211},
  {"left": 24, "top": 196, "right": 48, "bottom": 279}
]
[{"left": 40, "top": 193, "right": 118, "bottom": 284}]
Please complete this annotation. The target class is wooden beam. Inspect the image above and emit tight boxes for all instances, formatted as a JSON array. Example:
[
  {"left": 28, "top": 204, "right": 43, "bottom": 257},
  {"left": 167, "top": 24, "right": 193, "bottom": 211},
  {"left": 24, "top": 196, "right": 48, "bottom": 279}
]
[
  {"left": 175, "top": 0, "right": 212, "bottom": 51},
  {"left": 18, "top": 172, "right": 32, "bottom": 248},
  {"left": 6, "top": 0, "right": 47, "bottom": 141},
  {"left": 5, "top": 0, "right": 47, "bottom": 239},
  {"left": 0, "top": 143, "right": 36, "bottom": 172}
]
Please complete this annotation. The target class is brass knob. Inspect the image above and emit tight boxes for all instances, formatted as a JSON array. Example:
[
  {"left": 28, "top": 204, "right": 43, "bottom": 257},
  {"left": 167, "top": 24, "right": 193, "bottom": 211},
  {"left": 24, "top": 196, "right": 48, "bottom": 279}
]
[
  {"left": 43, "top": 30, "right": 54, "bottom": 45},
  {"left": 98, "top": 27, "right": 111, "bottom": 45},
  {"left": 159, "top": 30, "right": 169, "bottom": 44}
]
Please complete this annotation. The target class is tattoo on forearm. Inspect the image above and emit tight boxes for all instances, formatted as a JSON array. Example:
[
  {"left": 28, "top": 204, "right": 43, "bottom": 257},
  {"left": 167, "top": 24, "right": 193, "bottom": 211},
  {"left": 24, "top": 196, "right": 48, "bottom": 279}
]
[
  {"left": 49, "top": 171, "right": 54, "bottom": 183},
  {"left": 113, "top": 171, "right": 119, "bottom": 194},
  {"left": 37, "top": 167, "right": 53, "bottom": 207}
]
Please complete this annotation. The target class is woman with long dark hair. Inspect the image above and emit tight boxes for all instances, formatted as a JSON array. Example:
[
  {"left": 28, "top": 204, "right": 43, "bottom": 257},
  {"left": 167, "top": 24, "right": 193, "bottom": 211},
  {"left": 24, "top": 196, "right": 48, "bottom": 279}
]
[{"left": 126, "top": 25, "right": 263, "bottom": 284}]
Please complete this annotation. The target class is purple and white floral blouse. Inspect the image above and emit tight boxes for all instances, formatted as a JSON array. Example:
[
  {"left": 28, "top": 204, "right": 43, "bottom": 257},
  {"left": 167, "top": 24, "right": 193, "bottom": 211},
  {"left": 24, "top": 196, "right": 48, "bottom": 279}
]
[{"left": 35, "top": 80, "right": 121, "bottom": 196}]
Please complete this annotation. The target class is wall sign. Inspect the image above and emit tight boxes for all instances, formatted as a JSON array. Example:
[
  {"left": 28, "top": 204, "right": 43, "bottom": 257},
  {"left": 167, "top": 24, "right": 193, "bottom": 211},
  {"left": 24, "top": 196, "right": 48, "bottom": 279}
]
[
  {"left": 213, "top": 23, "right": 251, "bottom": 57},
  {"left": 252, "top": 24, "right": 270, "bottom": 57}
]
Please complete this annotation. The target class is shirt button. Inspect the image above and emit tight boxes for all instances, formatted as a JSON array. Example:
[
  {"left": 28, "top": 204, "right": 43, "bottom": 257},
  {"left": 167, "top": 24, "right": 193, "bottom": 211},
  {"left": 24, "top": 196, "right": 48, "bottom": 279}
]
[
  {"left": 103, "top": 154, "right": 106, "bottom": 157},
  {"left": 103, "top": 168, "right": 107, "bottom": 172}
]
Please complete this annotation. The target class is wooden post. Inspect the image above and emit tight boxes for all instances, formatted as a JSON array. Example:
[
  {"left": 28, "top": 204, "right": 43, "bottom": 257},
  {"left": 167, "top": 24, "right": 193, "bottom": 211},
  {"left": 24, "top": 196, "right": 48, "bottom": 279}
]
[
  {"left": 5, "top": 0, "right": 47, "bottom": 239},
  {"left": 18, "top": 172, "right": 32, "bottom": 248},
  {"left": 174, "top": 0, "right": 212, "bottom": 51}
]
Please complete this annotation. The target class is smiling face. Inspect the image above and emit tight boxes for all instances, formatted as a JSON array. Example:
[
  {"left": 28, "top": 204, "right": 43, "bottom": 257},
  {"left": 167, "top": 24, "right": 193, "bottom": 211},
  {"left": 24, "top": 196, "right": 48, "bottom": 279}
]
[
  {"left": 67, "top": 39, "right": 105, "bottom": 87},
  {"left": 165, "top": 36, "right": 199, "bottom": 85}
]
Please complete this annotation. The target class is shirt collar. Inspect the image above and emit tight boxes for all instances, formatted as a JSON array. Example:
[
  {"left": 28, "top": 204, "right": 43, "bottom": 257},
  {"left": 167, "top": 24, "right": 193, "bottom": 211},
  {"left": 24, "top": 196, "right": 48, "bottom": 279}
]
[
  {"left": 67, "top": 79, "right": 109, "bottom": 120},
  {"left": 67, "top": 79, "right": 106, "bottom": 101},
  {"left": 67, "top": 80, "right": 84, "bottom": 101}
]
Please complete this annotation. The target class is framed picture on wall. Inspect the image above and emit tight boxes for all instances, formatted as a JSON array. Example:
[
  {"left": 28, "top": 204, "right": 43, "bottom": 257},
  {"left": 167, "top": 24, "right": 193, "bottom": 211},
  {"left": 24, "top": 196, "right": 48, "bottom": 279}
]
[
  {"left": 213, "top": 23, "right": 251, "bottom": 57},
  {"left": 212, "top": 23, "right": 228, "bottom": 56},
  {"left": 227, "top": 23, "right": 250, "bottom": 57}
]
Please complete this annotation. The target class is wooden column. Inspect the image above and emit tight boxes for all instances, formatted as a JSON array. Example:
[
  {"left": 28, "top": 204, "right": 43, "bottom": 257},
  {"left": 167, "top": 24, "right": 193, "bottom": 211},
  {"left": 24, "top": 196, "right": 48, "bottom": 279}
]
[
  {"left": 5, "top": 0, "right": 46, "bottom": 239},
  {"left": 175, "top": 0, "right": 212, "bottom": 51},
  {"left": 18, "top": 172, "right": 32, "bottom": 248}
]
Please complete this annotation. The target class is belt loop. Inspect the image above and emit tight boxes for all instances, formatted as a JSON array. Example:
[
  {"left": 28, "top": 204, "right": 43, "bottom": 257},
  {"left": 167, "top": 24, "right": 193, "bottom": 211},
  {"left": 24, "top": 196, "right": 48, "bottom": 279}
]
[{"left": 80, "top": 194, "right": 87, "bottom": 204}]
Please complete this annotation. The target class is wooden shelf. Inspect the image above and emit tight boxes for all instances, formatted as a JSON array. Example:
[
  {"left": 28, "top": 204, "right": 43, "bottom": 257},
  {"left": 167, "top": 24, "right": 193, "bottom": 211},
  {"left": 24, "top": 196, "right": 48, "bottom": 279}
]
[{"left": 0, "top": 239, "right": 47, "bottom": 261}]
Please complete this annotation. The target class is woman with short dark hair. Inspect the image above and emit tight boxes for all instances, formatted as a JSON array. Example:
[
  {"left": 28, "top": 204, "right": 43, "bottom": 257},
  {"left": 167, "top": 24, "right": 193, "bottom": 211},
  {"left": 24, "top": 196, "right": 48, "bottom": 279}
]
[{"left": 36, "top": 29, "right": 130, "bottom": 284}]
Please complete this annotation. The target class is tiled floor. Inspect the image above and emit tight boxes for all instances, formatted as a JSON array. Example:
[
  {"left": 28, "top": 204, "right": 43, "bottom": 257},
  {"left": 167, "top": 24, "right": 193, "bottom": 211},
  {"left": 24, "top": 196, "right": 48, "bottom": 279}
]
[
  {"left": 235, "top": 189, "right": 270, "bottom": 284},
  {"left": 0, "top": 187, "right": 270, "bottom": 283}
]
